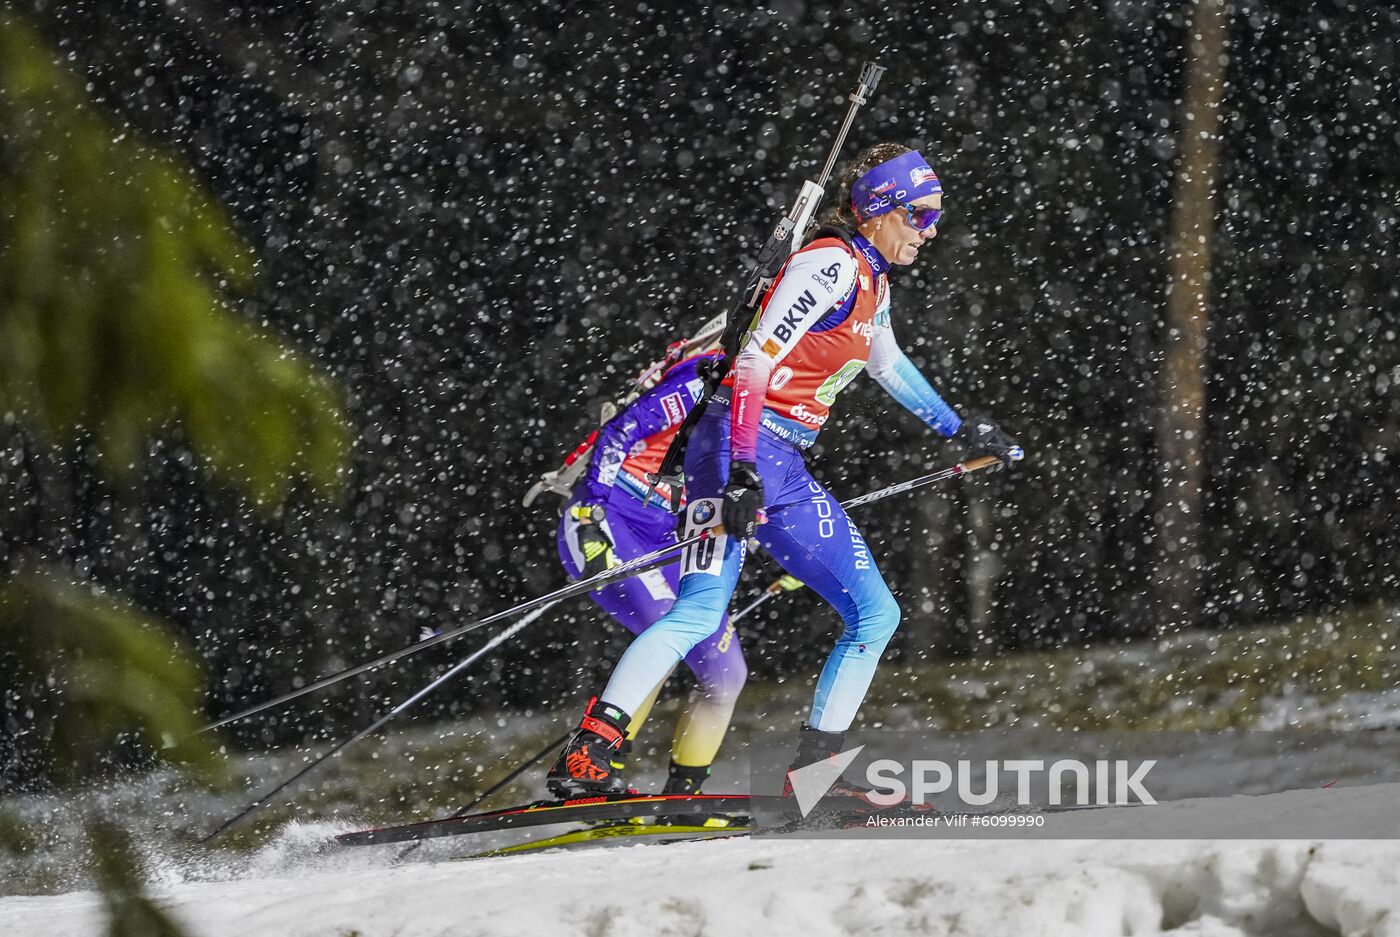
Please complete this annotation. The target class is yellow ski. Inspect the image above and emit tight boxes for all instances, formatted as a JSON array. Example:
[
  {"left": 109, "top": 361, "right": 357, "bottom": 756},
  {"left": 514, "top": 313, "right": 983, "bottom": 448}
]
[{"left": 467, "top": 820, "right": 750, "bottom": 858}]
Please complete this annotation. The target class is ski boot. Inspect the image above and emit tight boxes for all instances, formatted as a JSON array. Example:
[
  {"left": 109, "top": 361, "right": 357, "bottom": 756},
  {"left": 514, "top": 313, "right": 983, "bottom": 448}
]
[
  {"left": 577, "top": 738, "right": 639, "bottom": 831},
  {"left": 610, "top": 738, "right": 634, "bottom": 775},
  {"left": 662, "top": 761, "right": 710, "bottom": 796},
  {"left": 657, "top": 762, "right": 742, "bottom": 830},
  {"left": 782, "top": 725, "right": 924, "bottom": 817},
  {"left": 545, "top": 697, "right": 632, "bottom": 799}
]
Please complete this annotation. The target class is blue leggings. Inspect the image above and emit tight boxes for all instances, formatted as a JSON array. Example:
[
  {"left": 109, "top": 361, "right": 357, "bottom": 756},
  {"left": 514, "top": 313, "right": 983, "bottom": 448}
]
[
  {"left": 558, "top": 490, "right": 746, "bottom": 766},
  {"left": 601, "top": 404, "right": 901, "bottom": 732}
]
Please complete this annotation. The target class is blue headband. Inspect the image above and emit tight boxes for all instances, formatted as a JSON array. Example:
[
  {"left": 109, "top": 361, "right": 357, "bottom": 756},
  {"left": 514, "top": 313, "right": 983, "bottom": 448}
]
[{"left": 850, "top": 150, "right": 942, "bottom": 221}]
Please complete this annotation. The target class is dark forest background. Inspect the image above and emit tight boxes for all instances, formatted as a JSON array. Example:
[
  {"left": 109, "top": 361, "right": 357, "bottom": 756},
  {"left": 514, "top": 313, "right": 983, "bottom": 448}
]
[{"left": 2, "top": 0, "right": 1397, "bottom": 781}]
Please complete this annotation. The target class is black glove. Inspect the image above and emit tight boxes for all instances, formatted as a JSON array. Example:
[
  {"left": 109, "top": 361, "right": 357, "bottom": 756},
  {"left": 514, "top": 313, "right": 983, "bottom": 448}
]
[
  {"left": 955, "top": 413, "right": 1021, "bottom": 468},
  {"left": 570, "top": 504, "right": 619, "bottom": 578},
  {"left": 722, "top": 461, "right": 764, "bottom": 539}
]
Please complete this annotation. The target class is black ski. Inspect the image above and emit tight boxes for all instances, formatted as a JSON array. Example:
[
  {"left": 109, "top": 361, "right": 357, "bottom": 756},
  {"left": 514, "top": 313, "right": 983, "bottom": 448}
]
[
  {"left": 336, "top": 793, "right": 757, "bottom": 847},
  {"left": 335, "top": 789, "right": 1091, "bottom": 850}
]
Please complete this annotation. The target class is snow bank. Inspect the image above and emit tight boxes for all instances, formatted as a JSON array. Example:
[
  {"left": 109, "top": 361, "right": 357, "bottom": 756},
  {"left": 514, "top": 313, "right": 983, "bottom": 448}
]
[{"left": 3, "top": 786, "right": 1398, "bottom": 937}]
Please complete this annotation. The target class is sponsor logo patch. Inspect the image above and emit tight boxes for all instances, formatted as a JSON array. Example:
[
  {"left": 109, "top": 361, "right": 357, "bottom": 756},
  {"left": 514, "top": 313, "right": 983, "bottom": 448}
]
[
  {"left": 788, "top": 403, "right": 828, "bottom": 426},
  {"left": 762, "top": 338, "right": 781, "bottom": 357},
  {"left": 910, "top": 166, "right": 939, "bottom": 187},
  {"left": 812, "top": 261, "right": 844, "bottom": 294},
  {"left": 660, "top": 392, "right": 685, "bottom": 427},
  {"left": 772, "top": 289, "right": 821, "bottom": 342}
]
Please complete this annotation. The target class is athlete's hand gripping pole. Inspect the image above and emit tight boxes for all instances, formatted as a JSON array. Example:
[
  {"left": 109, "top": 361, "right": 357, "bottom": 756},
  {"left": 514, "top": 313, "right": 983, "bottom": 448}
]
[{"left": 954, "top": 414, "right": 1022, "bottom": 470}]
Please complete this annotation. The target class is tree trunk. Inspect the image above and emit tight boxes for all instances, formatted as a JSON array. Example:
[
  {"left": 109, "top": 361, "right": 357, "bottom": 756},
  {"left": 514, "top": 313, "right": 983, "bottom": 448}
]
[
  {"left": 1156, "top": 0, "right": 1228, "bottom": 631},
  {"left": 965, "top": 487, "right": 997, "bottom": 643},
  {"left": 910, "top": 481, "right": 960, "bottom": 660}
]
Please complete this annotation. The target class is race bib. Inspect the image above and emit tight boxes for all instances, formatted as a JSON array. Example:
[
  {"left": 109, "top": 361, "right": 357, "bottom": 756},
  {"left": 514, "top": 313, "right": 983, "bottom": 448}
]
[{"left": 679, "top": 497, "right": 729, "bottom": 578}]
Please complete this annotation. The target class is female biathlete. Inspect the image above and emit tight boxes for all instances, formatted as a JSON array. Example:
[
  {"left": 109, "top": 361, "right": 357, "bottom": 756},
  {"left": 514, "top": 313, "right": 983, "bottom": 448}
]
[
  {"left": 548, "top": 144, "right": 1019, "bottom": 798},
  {"left": 557, "top": 345, "right": 747, "bottom": 799}
]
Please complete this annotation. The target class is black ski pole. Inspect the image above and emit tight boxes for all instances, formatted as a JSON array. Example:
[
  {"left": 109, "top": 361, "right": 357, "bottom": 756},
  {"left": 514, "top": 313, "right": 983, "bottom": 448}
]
[
  {"left": 730, "top": 574, "right": 805, "bottom": 623},
  {"left": 198, "top": 526, "right": 724, "bottom": 734},
  {"left": 201, "top": 600, "right": 559, "bottom": 843},
  {"left": 202, "top": 452, "right": 1018, "bottom": 841},
  {"left": 205, "top": 453, "right": 1015, "bottom": 735},
  {"left": 460, "top": 731, "right": 570, "bottom": 815},
  {"left": 393, "top": 729, "right": 573, "bottom": 861},
  {"left": 839, "top": 453, "right": 1014, "bottom": 511}
]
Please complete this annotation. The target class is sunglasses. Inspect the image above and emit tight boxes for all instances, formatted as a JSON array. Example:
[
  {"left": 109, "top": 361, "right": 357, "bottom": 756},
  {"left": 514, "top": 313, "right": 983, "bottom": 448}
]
[{"left": 902, "top": 203, "right": 944, "bottom": 231}]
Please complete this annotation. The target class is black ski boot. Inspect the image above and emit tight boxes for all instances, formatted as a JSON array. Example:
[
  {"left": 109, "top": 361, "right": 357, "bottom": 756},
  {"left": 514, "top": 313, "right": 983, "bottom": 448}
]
[
  {"left": 782, "top": 725, "right": 935, "bottom": 823},
  {"left": 610, "top": 738, "right": 634, "bottom": 775},
  {"left": 661, "top": 761, "right": 710, "bottom": 796},
  {"left": 783, "top": 725, "right": 891, "bottom": 807},
  {"left": 546, "top": 698, "right": 632, "bottom": 799},
  {"left": 659, "top": 762, "right": 742, "bottom": 829}
]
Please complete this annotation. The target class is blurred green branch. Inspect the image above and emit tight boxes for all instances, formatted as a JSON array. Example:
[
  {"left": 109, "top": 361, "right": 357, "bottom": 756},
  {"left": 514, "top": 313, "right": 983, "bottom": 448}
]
[
  {"left": 0, "top": 12, "right": 349, "bottom": 505},
  {"left": 0, "top": 13, "right": 354, "bottom": 933},
  {"left": 0, "top": 567, "right": 219, "bottom": 784},
  {"left": 89, "top": 820, "right": 191, "bottom": 937}
]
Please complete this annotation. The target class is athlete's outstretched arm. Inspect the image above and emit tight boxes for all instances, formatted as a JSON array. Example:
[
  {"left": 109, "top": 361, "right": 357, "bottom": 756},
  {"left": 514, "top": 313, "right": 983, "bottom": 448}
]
[
  {"left": 865, "top": 320, "right": 962, "bottom": 437},
  {"left": 728, "top": 246, "right": 857, "bottom": 462}
]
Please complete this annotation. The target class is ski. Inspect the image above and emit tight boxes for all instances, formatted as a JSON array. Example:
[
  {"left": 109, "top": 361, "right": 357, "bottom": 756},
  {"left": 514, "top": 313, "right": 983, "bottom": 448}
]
[
  {"left": 336, "top": 786, "right": 1072, "bottom": 850},
  {"left": 335, "top": 793, "right": 756, "bottom": 847},
  {"left": 464, "top": 819, "right": 750, "bottom": 858}
]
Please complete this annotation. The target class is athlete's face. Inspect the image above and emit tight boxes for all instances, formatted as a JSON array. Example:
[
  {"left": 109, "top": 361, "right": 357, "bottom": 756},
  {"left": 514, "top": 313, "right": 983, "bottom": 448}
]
[{"left": 862, "top": 193, "right": 942, "bottom": 267}]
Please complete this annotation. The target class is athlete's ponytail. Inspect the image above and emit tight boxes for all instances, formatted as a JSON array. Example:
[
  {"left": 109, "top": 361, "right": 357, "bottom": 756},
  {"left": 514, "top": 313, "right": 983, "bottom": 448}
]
[{"left": 822, "top": 142, "right": 915, "bottom": 230}]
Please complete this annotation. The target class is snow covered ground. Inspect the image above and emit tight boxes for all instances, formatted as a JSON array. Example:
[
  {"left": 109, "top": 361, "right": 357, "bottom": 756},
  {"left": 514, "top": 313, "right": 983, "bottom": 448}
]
[{"left": 3, "top": 784, "right": 1398, "bottom": 937}]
